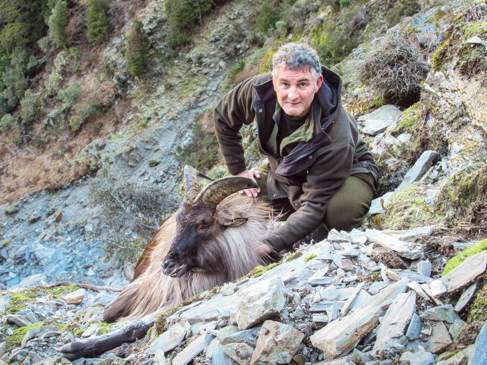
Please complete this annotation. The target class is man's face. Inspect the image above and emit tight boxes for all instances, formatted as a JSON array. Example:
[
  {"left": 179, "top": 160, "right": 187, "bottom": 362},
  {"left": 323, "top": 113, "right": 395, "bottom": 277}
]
[{"left": 272, "top": 65, "right": 323, "bottom": 118}]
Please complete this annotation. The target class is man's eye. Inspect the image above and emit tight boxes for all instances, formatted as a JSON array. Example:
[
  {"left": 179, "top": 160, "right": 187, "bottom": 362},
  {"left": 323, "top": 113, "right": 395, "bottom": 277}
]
[{"left": 298, "top": 83, "right": 309, "bottom": 88}]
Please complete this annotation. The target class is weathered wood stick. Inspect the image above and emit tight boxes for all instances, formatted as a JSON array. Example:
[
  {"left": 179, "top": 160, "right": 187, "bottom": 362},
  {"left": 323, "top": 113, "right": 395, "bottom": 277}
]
[
  {"left": 59, "top": 318, "right": 154, "bottom": 360},
  {"left": 42, "top": 281, "right": 122, "bottom": 292}
]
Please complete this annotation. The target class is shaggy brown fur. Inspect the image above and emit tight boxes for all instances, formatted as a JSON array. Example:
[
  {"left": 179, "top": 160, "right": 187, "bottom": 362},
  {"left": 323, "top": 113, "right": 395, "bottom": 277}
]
[{"left": 103, "top": 194, "right": 274, "bottom": 322}]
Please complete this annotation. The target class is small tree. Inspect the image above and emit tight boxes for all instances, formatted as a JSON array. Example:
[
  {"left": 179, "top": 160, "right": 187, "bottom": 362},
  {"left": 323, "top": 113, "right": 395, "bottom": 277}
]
[
  {"left": 86, "top": 0, "right": 109, "bottom": 44},
  {"left": 49, "top": 0, "right": 69, "bottom": 48},
  {"left": 165, "top": 0, "right": 213, "bottom": 48},
  {"left": 126, "top": 19, "right": 149, "bottom": 78}
]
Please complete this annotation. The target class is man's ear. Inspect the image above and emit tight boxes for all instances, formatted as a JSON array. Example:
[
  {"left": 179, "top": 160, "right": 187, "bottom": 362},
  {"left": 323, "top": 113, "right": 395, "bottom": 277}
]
[{"left": 315, "top": 74, "right": 324, "bottom": 92}]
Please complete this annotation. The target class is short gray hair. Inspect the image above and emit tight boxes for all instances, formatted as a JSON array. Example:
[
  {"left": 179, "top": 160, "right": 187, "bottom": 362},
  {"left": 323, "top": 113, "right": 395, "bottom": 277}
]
[{"left": 272, "top": 43, "right": 322, "bottom": 78}]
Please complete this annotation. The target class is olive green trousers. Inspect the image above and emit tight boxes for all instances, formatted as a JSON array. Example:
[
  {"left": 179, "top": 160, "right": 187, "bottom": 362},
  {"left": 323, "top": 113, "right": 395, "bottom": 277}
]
[{"left": 263, "top": 174, "right": 374, "bottom": 233}]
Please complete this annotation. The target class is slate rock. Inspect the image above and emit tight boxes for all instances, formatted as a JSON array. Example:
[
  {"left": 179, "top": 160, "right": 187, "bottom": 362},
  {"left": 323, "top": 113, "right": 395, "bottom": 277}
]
[
  {"left": 223, "top": 342, "right": 254, "bottom": 365},
  {"left": 400, "top": 347, "right": 435, "bottom": 365},
  {"left": 233, "top": 277, "right": 286, "bottom": 330},
  {"left": 422, "top": 304, "right": 460, "bottom": 324},
  {"left": 149, "top": 322, "right": 189, "bottom": 354},
  {"left": 250, "top": 320, "right": 304, "bottom": 365},
  {"left": 358, "top": 105, "right": 402, "bottom": 136},
  {"left": 62, "top": 288, "right": 86, "bottom": 305},
  {"left": 454, "top": 282, "right": 478, "bottom": 312},
  {"left": 430, "top": 322, "right": 452, "bottom": 353},
  {"left": 406, "top": 313, "right": 422, "bottom": 340},
  {"left": 172, "top": 333, "right": 213, "bottom": 365},
  {"left": 220, "top": 328, "right": 260, "bottom": 346},
  {"left": 417, "top": 260, "right": 432, "bottom": 277},
  {"left": 470, "top": 320, "right": 487, "bottom": 365},
  {"left": 397, "top": 150, "right": 439, "bottom": 190}
]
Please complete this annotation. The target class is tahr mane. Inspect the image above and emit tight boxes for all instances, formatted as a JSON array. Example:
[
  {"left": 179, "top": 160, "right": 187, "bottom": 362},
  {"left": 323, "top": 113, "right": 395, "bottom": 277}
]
[{"left": 103, "top": 193, "right": 275, "bottom": 322}]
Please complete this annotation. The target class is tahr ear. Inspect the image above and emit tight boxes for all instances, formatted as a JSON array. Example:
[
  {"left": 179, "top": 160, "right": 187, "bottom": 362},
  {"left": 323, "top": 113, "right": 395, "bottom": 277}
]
[{"left": 215, "top": 208, "right": 248, "bottom": 227}]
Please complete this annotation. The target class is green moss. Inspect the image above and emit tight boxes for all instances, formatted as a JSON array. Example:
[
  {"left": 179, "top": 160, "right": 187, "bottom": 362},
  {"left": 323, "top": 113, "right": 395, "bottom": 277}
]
[
  {"left": 49, "top": 284, "right": 80, "bottom": 298},
  {"left": 383, "top": 184, "right": 440, "bottom": 230},
  {"left": 6, "top": 322, "right": 43, "bottom": 349},
  {"left": 463, "top": 21, "right": 487, "bottom": 38},
  {"left": 431, "top": 38, "right": 449, "bottom": 71},
  {"left": 392, "top": 102, "right": 421, "bottom": 136},
  {"left": 304, "top": 253, "right": 317, "bottom": 262},
  {"left": 249, "top": 262, "right": 279, "bottom": 278},
  {"left": 155, "top": 306, "right": 182, "bottom": 334},
  {"left": 10, "top": 290, "right": 37, "bottom": 306},
  {"left": 467, "top": 277, "right": 487, "bottom": 323},
  {"left": 285, "top": 251, "right": 303, "bottom": 262},
  {"left": 436, "top": 165, "right": 487, "bottom": 232},
  {"left": 443, "top": 239, "right": 487, "bottom": 275}
]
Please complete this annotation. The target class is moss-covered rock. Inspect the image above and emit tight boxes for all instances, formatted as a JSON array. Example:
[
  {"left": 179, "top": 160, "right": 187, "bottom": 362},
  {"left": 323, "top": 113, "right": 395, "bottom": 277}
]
[
  {"left": 5, "top": 321, "right": 44, "bottom": 349},
  {"left": 435, "top": 165, "right": 487, "bottom": 233},
  {"left": 443, "top": 238, "right": 487, "bottom": 274},
  {"left": 382, "top": 183, "right": 440, "bottom": 230},
  {"left": 467, "top": 277, "right": 487, "bottom": 323}
]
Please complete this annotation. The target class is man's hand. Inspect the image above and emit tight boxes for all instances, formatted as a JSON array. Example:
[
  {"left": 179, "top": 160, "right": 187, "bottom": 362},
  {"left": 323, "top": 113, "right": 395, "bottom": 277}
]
[
  {"left": 237, "top": 169, "right": 261, "bottom": 197},
  {"left": 255, "top": 243, "right": 273, "bottom": 257}
]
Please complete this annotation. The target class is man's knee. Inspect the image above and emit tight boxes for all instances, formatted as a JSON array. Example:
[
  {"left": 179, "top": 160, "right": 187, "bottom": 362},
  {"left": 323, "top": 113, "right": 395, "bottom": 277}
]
[{"left": 324, "top": 175, "right": 374, "bottom": 231}]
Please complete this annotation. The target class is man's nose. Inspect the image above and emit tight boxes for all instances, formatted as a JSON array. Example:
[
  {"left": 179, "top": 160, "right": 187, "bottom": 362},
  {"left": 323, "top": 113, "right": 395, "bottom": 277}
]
[{"left": 287, "top": 86, "right": 299, "bottom": 100}]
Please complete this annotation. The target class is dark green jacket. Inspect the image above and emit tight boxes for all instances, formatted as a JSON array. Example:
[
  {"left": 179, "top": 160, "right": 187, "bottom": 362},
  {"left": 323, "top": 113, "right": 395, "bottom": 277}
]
[{"left": 214, "top": 67, "right": 378, "bottom": 251}]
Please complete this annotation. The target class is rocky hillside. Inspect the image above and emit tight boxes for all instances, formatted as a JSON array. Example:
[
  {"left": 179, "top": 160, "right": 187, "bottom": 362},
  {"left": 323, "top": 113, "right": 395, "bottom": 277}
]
[{"left": 0, "top": 0, "right": 486, "bottom": 363}]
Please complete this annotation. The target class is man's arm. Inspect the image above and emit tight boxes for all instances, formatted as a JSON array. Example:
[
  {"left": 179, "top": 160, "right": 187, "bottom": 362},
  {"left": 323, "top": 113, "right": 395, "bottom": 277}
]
[
  {"left": 263, "top": 142, "right": 354, "bottom": 251},
  {"left": 214, "top": 77, "right": 256, "bottom": 175}
]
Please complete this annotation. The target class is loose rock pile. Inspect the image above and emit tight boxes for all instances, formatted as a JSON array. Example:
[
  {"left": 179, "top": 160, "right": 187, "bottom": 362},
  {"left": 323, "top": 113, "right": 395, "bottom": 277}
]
[{"left": 140, "top": 227, "right": 486, "bottom": 365}]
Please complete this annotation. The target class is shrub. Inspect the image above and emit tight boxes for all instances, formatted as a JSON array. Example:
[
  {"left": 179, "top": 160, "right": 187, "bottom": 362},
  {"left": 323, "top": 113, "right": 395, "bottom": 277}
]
[
  {"left": 385, "top": 0, "right": 420, "bottom": 26},
  {"left": 255, "top": 1, "right": 281, "bottom": 34},
  {"left": 57, "top": 83, "right": 81, "bottom": 108},
  {"left": 86, "top": 0, "right": 109, "bottom": 44},
  {"left": 90, "top": 169, "right": 178, "bottom": 263},
  {"left": 126, "top": 19, "right": 149, "bottom": 78},
  {"left": 0, "top": 113, "right": 15, "bottom": 133},
  {"left": 69, "top": 100, "right": 102, "bottom": 132},
  {"left": 254, "top": 0, "right": 296, "bottom": 36},
  {"left": 310, "top": 5, "right": 362, "bottom": 66},
  {"left": 360, "top": 36, "right": 429, "bottom": 107},
  {"left": 20, "top": 89, "right": 40, "bottom": 124},
  {"left": 49, "top": 0, "right": 69, "bottom": 48},
  {"left": 165, "top": 0, "right": 213, "bottom": 48}
]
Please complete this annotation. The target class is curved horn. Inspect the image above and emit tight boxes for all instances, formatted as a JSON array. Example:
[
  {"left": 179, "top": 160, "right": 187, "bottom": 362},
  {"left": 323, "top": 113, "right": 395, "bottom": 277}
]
[
  {"left": 183, "top": 165, "right": 201, "bottom": 201},
  {"left": 193, "top": 176, "right": 258, "bottom": 205}
]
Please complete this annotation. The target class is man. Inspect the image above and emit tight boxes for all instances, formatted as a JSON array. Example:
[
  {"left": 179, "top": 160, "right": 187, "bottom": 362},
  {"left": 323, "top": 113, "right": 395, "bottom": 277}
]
[{"left": 214, "top": 43, "right": 378, "bottom": 256}]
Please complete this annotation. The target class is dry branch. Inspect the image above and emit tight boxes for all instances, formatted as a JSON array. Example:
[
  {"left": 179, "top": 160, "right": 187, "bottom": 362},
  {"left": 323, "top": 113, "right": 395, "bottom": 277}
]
[
  {"left": 59, "top": 317, "right": 154, "bottom": 360},
  {"left": 42, "top": 281, "right": 122, "bottom": 292}
]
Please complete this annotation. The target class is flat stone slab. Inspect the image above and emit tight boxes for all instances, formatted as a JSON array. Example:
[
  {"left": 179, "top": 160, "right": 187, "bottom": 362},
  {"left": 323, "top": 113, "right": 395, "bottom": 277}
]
[
  {"left": 310, "top": 280, "right": 407, "bottom": 359},
  {"left": 358, "top": 104, "right": 402, "bottom": 136},
  {"left": 374, "top": 292, "right": 416, "bottom": 352},
  {"left": 454, "top": 282, "right": 478, "bottom": 312},
  {"left": 366, "top": 229, "right": 422, "bottom": 260},
  {"left": 397, "top": 150, "right": 439, "bottom": 190},
  {"left": 441, "top": 251, "right": 487, "bottom": 293},
  {"left": 430, "top": 322, "right": 452, "bottom": 354},
  {"left": 149, "top": 321, "right": 190, "bottom": 354},
  {"left": 233, "top": 277, "right": 286, "bottom": 330},
  {"left": 172, "top": 333, "right": 213, "bottom": 365},
  {"left": 250, "top": 320, "right": 304, "bottom": 365}
]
